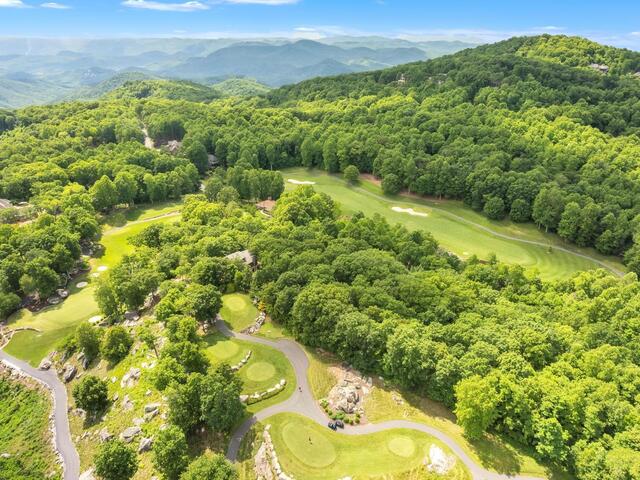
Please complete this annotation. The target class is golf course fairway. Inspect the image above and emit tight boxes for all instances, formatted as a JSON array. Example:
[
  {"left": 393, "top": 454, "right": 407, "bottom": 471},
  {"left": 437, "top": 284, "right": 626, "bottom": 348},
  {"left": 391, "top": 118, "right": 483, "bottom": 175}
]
[
  {"left": 3, "top": 203, "right": 182, "bottom": 366},
  {"left": 282, "top": 168, "right": 624, "bottom": 281},
  {"left": 251, "top": 413, "right": 470, "bottom": 479}
]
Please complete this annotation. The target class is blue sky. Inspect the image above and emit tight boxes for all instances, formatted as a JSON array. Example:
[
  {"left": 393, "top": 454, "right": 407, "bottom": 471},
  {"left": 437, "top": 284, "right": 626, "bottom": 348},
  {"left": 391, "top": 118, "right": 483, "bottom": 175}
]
[{"left": 0, "top": 0, "right": 639, "bottom": 49}]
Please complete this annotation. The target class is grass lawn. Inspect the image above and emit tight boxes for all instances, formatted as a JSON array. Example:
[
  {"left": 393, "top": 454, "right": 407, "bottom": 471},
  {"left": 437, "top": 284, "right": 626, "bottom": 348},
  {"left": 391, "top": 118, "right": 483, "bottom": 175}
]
[
  {"left": 220, "top": 294, "right": 259, "bottom": 332},
  {"left": 0, "top": 372, "right": 60, "bottom": 479},
  {"left": 204, "top": 332, "right": 296, "bottom": 413},
  {"left": 219, "top": 293, "right": 288, "bottom": 340},
  {"left": 364, "top": 384, "right": 573, "bottom": 480},
  {"left": 305, "top": 347, "right": 338, "bottom": 400},
  {"left": 237, "top": 413, "right": 470, "bottom": 480},
  {"left": 281, "top": 168, "right": 624, "bottom": 281},
  {"left": 303, "top": 346, "right": 571, "bottom": 480},
  {"left": 4, "top": 204, "right": 182, "bottom": 366}
]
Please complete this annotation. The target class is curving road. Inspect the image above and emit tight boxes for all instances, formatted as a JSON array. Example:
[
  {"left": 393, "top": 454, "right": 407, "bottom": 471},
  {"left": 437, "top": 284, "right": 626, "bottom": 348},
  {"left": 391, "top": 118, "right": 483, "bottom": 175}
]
[
  {"left": 0, "top": 349, "right": 80, "bottom": 480},
  {"left": 218, "top": 318, "right": 546, "bottom": 480}
]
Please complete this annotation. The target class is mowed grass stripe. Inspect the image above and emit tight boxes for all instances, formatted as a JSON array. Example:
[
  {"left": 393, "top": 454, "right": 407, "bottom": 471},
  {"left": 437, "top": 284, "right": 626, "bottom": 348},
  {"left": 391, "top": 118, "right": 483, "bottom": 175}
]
[
  {"left": 4, "top": 206, "right": 182, "bottom": 366},
  {"left": 281, "top": 168, "right": 624, "bottom": 281},
  {"left": 267, "top": 413, "right": 470, "bottom": 480}
]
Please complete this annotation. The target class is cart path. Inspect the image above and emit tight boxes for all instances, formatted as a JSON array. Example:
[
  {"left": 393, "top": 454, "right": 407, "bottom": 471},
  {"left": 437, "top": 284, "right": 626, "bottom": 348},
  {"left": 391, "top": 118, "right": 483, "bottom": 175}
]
[
  {"left": 351, "top": 181, "right": 625, "bottom": 278},
  {"left": 0, "top": 349, "right": 80, "bottom": 480},
  {"left": 218, "top": 318, "right": 546, "bottom": 480}
]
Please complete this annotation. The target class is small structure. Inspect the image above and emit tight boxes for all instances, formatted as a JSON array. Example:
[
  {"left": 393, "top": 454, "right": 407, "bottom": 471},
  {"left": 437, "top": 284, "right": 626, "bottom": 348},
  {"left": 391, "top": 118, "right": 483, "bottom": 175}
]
[
  {"left": 589, "top": 63, "right": 609, "bottom": 74},
  {"left": 163, "top": 140, "right": 181, "bottom": 155},
  {"left": 396, "top": 73, "right": 407, "bottom": 85},
  {"left": 0, "top": 199, "right": 12, "bottom": 209},
  {"left": 256, "top": 199, "right": 276, "bottom": 214},
  {"left": 225, "top": 249, "right": 256, "bottom": 268}
]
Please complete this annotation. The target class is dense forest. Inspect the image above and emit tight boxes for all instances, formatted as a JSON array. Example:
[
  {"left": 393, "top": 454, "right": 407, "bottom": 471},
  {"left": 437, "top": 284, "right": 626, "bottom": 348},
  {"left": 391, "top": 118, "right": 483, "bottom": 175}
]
[
  {"left": 96, "top": 186, "right": 640, "bottom": 480},
  {"left": 2, "top": 33, "right": 640, "bottom": 479},
  {"left": 3, "top": 33, "right": 640, "bottom": 328}
]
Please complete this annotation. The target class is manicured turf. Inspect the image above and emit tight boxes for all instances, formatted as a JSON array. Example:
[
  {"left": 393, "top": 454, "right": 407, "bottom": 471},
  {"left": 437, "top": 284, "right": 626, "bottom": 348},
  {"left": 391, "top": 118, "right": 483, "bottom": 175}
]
[
  {"left": 204, "top": 333, "right": 296, "bottom": 411},
  {"left": 219, "top": 292, "right": 287, "bottom": 340},
  {"left": 364, "top": 383, "right": 574, "bottom": 479},
  {"left": 255, "top": 413, "right": 470, "bottom": 480},
  {"left": 219, "top": 293, "right": 258, "bottom": 332},
  {"left": 4, "top": 204, "right": 182, "bottom": 366},
  {"left": 281, "top": 168, "right": 625, "bottom": 281},
  {"left": 245, "top": 361, "right": 276, "bottom": 382}
]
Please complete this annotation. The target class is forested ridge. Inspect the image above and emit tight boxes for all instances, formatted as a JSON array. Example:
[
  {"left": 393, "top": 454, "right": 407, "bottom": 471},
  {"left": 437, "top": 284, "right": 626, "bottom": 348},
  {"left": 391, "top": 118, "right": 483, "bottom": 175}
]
[
  {"left": 2, "top": 34, "right": 640, "bottom": 480},
  {"left": 97, "top": 185, "right": 640, "bottom": 480}
]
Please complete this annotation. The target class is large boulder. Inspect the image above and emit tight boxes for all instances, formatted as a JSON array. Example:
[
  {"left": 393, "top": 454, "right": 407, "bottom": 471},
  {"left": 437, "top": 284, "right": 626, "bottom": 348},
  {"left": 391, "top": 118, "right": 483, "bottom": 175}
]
[
  {"left": 99, "top": 427, "right": 112, "bottom": 443},
  {"left": 138, "top": 437, "right": 153, "bottom": 453},
  {"left": 120, "top": 367, "right": 141, "bottom": 388},
  {"left": 62, "top": 364, "right": 77, "bottom": 383},
  {"left": 144, "top": 403, "right": 160, "bottom": 414},
  {"left": 38, "top": 358, "right": 52, "bottom": 370},
  {"left": 120, "top": 426, "right": 141, "bottom": 443}
]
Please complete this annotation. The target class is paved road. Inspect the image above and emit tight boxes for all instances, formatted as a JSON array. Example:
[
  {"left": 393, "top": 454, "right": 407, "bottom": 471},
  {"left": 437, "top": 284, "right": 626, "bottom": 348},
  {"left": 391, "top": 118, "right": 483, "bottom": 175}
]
[
  {"left": 218, "top": 318, "right": 546, "bottom": 480},
  {"left": 0, "top": 349, "right": 80, "bottom": 480}
]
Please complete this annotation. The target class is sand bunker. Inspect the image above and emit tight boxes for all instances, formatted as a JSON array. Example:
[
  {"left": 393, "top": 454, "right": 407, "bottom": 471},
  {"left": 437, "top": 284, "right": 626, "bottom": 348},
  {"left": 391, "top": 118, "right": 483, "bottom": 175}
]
[
  {"left": 287, "top": 179, "right": 316, "bottom": 185},
  {"left": 76, "top": 282, "right": 88, "bottom": 288},
  {"left": 97, "top": 266, "right": 108, "bottom": 272},
  {"left": 88, "top": 315, "right": 102, "bottom": 325},
  {"left": 391, "top": 206, "right": 428, "bottom": 217}
]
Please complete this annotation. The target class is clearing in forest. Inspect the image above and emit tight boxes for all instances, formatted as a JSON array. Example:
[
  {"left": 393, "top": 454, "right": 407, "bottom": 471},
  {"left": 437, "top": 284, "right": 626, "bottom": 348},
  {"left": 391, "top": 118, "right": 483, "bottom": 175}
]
[{"left": 282, "top": 168, "right": 625, "bottom": 281}]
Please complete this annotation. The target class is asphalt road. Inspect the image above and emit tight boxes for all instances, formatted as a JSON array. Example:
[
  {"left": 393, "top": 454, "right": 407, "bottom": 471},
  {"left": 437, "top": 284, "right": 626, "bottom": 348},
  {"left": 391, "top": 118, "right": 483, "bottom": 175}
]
[
  {"left": 217, "top": 318, "right": 546, "bottom": 480},
  {"left": 0, "top": 349, "right": 80, "bottom": 480}
]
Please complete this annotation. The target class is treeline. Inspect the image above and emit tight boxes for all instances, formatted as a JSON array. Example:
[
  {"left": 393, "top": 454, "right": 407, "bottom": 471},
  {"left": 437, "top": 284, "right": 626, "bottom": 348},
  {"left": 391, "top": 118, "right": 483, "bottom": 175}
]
[
  {"left": 255, "top": 188, "right": 640, "bottom": 478},
  {"left": 0, "top": 100, "right": 204, "bottom": 317},
  {"left": 123, "top": 35, "right": 640, "bottom": 270},
  {"left": 116, "top": 186, "right": 640, "bottom": 479}
]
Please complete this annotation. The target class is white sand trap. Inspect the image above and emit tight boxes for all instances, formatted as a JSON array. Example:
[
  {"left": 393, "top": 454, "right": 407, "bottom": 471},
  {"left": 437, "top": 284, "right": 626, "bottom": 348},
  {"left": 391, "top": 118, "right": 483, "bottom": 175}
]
[
  {"left": 88, "top": 315, "right": 102, "bottom": 325},
  {"left": 76, "top": 282, "right": 88, "bottom": 288},
  {"left": 392, "top": 206, "right": 428, "bottom": 217},
  {"left": 287, "top": 179, "right": 316, "bottom": 185},
  {"left": 97, "top": 266, "right": 108, "bottom": 272}
]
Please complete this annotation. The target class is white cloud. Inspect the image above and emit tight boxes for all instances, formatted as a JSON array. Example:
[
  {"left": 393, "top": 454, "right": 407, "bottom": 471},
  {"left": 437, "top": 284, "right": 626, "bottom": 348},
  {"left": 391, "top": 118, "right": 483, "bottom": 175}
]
[
  {"left": 0, "top": 0, "right": 28, "bottom": 7},
  {"left": 41, "top": 2, "right": 70, "bottom": 8},
  {"left": 213, "top": 0, "right": 299, "bottom": 4},
  {"left": 122, "top": 0, "right": 209, "bottom": 11}
]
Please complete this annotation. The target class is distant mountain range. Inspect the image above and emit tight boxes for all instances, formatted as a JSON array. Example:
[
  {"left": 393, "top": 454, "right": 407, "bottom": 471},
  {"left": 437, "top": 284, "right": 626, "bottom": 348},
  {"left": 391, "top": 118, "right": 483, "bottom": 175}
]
[{"left": 0, "top": 36, "right": 475, "bottom": 108}]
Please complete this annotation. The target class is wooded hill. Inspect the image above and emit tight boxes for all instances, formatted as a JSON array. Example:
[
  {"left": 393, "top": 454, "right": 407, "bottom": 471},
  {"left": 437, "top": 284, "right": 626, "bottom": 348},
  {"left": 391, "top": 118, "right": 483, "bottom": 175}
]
[{"left": 2, "top": 35, "right": 640, "bottom": 480}]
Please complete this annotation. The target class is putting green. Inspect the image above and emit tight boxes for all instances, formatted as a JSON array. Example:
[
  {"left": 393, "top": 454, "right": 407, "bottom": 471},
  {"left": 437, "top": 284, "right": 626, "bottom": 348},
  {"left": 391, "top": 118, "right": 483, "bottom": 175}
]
[
  {"left": 207, "top": 340, "right": 241, "bottom": 360},
  {"left": 204, "top": 333, "right": 296, "bottom": 412},
  {"left": 245, "top": 361, "right": 276, "bottom": 382},
  {"left": 220, "top": 293, "right": 258, "bottom": 332},
  {"left": 282, "top": 168, "right": 625, "bottom": 281},
  {"left": 263, "top": 413, "right": 470, "bottom": 480},
  {"left": 388, "top": 435, "right": 417, "bottom": 457},
  {"left": 3, "top": 203, "right": 182, "bottom": 366},
  {"left": 281, "top": 421, "right": 337, "bottom": 468}
]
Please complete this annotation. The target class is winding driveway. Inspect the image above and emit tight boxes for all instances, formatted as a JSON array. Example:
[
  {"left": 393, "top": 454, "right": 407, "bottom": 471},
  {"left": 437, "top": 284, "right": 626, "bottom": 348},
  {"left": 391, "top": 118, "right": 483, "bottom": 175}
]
[
  {"left": 218, "top": 318, "right": 546, "bottom": 480},
  {"left": 0, "top": 349, "right": 80, "bottom": 480}
]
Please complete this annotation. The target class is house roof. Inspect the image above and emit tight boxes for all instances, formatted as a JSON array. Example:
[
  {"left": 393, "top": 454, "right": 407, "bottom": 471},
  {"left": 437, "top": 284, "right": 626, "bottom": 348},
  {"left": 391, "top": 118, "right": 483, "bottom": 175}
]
[
  {"left": 256, "top": 199, "right": 276, "bottom": 212},
  {"left": 225, "top": 249, "right": 254, "bottom": 265}
]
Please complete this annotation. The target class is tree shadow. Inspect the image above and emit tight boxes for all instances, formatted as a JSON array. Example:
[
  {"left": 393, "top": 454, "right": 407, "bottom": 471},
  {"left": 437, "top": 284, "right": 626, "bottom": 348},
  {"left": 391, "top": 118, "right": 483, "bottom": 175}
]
[{"left": 396, "top": 387, "right": 524, "bottom": 476}]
